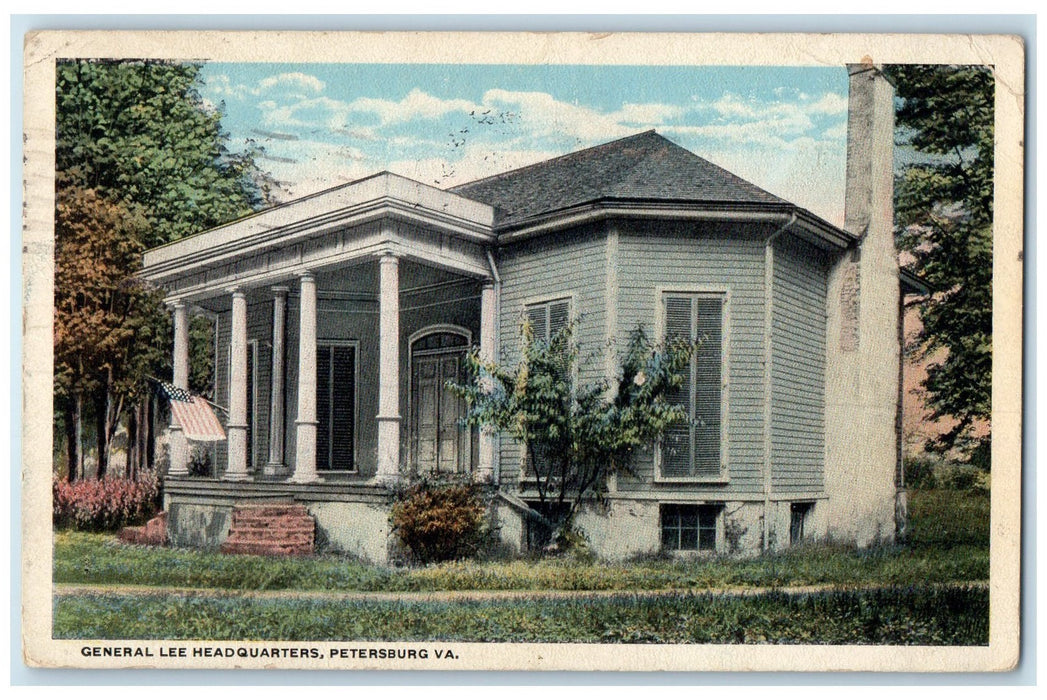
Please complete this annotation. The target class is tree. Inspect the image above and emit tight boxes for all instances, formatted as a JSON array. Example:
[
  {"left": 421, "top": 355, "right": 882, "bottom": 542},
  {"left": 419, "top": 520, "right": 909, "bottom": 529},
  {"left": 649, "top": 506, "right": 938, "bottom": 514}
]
[
  {"left": 54, "top": 59, "right": 273, "bottom": 478},
  {"left": 56, "top": 59, "right": 272, "bottom": 246},
  {"left": 887, "top": 64, "right": 994, "bottom": 466},
  {"left": 54, "top": 185, "right": 167, "bottom": 479},
  {"left": 451, "top": 321, "right": 697, "bottom": 548}
]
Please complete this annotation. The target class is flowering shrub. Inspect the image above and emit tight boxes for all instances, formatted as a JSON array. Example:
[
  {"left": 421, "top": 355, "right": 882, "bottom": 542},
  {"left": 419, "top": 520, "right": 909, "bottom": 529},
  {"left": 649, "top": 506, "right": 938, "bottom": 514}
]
[
  {"left": 391, "top": 480, "right": 488, "bottom": 565},
  {"left": 53, "top": 475, "right": 161, "bottom": 531}
]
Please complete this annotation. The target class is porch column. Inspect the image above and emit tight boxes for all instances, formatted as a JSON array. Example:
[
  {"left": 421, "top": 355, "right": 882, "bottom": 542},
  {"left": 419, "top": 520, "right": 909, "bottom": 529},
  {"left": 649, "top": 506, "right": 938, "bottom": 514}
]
[
  {"left": 376, "top": 253, "right": 401, "bottom": 483},
  {"left": 225, "top": 289, "right": 250, "bottom": 481},
  {"left": 476, "top": 282, "right": 498, "bottom": 482},
  {"left": 264, "top": 286, "right": 289, "bottom": 476},
  {"left": 291, "top": 272, "right": 320, "bottom": 483},
  {"left": 168, "top": 301, "right": 190, "bottom": 477}
]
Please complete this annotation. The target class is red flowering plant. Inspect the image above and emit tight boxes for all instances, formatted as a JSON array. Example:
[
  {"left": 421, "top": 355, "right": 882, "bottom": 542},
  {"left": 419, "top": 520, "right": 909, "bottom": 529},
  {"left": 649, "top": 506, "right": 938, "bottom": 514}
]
[{"left": 53, "top": 473, "right": 161, "bottom": 531}]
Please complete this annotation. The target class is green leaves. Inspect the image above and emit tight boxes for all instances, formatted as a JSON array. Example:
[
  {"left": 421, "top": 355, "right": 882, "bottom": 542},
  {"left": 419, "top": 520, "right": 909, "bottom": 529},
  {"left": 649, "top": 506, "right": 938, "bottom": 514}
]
[
  {"left": 54, "top": 59, "right": 273, "bottom": 475},
  {"left": 888, "top": 64, "right": 994, "bottom": 463},
  {"left": 450, "top": 321, "right": 699, "bottom": 535},
  {"left": 56, "top": 59, "right": 272, "bottom": 248}
]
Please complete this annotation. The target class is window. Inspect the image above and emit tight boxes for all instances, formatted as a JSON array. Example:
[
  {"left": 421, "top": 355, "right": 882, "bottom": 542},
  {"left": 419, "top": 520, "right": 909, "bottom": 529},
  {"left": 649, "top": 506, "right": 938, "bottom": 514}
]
[
  {"left": 316, "top": 343, "right": 356, "bottom": 471},
  {"left": 525, "top": 297, "right": 570, "bottom": 346},
  {"left": 246, "top": 340, "right": 257, "bottom": 469},
  {"left": 661, "top": 504, "right": 720, "bottom": 552},
  {"left": 661, "top": 292, "right": 724, "bottom": 478},
  {"left": 525, "top": 501, "right": 569, "bottom": 552},
  {"left": 523, "top": 298, "right": 572, "bottom": 479},
  {"left": 790, "top": 502, "right": 814, "bottom": 546}
]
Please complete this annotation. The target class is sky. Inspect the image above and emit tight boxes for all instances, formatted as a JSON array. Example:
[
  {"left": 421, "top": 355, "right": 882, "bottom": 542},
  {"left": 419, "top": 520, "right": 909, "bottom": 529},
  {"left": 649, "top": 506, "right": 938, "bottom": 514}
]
[{"left": 197, "top": 63, "right": 851, "bottom": 226}]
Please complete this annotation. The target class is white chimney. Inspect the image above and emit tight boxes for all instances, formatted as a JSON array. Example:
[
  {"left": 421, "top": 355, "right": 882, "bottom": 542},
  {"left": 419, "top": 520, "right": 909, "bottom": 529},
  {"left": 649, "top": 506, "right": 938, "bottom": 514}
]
[{"left": 823, "top": 63, "right": 902, "bottom": 547}]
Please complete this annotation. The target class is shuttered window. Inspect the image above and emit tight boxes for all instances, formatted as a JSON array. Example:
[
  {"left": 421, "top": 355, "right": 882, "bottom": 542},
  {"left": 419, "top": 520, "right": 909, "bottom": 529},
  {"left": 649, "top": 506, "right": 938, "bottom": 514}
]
[
  {"left": 662, "top": 293, "right": 724, "bottom": 478},
  {"left": 316, "top": 344, "right": 356, "bottom": 471},
  {"left": 523, "top": 298, "right": 571, "bottom": 478},
  {"left": 526, "top": 298, "right": 570, "bottom": 345},
  {"left": 246, "top": 340, "right": 256, "bottom": 469}
]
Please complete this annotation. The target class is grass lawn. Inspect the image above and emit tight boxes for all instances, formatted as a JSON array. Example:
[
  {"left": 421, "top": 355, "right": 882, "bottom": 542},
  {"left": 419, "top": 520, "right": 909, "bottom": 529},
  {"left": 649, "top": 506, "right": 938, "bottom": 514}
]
[
  {"left": 54, "top": 585, "right": 988, "bottom": 644},
  {"left": 52, "top": 488, "right": 990, "bottom": 644}
]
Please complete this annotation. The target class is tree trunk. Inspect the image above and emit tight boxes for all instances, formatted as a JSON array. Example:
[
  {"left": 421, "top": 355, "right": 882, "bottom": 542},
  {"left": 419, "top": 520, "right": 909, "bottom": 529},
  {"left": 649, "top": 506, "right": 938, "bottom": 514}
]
[
  {"left": 74, "top": 394, "right": 84, "bottom": 481},
  {"left": 94, "top": 392, "right": 108, "bottom": 479},
  {"left": 146, "top": 394, "right": 156, "bottom": 472},
  {"left": 63, "top": 397, "right": 78, "bottom": 482},
  {"left": 127, "top": 403, "right": 139, "bottom": 480}
]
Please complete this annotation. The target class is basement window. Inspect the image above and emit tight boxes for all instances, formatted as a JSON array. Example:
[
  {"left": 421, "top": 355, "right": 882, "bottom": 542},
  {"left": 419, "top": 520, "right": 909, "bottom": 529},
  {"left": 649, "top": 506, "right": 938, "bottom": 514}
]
[
  {"left": 660, "top": 503, "right": 720, "bottom": 552},
  {"left": 790, "top": 502, "right": 815, "bottom": 546}
]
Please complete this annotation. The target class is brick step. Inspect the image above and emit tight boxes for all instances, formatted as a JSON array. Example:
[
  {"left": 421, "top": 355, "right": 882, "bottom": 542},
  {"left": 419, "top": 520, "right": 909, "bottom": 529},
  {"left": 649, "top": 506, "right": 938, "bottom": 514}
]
[
  {"left": 117, "top": 512, "right": 168, "bottom": 546},
  {"left": 227, "top": 527, "right": 312, "bottom": 539},
  {"left": 225, "top": 535, "right": 314, "bottom": 544},
  {"left": 221, "top": 503, "right": 315, "bottom": 558},
  {"left": 231, "top": 504, "right": 309, "bottom": 517},
  {"left": 230, "top": 515, "right": 315, "bottom": 528}
]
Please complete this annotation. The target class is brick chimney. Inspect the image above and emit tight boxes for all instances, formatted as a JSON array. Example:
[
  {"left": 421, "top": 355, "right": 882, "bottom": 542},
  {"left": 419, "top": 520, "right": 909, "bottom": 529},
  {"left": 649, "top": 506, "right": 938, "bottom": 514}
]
[{"left": 824, "top": 63, "right": 902, "bottom": 547}]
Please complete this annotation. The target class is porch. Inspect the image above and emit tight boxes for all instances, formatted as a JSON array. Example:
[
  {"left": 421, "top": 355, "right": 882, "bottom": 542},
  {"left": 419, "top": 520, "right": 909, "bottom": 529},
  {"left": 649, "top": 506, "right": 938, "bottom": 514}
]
[{"left": 142, "top": 173, "right": 502, "bottom": 489}]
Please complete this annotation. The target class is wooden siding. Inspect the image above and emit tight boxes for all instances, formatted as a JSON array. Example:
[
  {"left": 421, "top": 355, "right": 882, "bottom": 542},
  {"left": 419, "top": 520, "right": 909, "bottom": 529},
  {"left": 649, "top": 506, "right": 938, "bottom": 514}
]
[
  {"left": 771, "top": 233, "right": 828, "bottom": 492},
  {"left": 496, "top": 224, "right": 608, "bottom": 485},
  {"left": 615, "top": 220, "right": 768, "bottom": 497}
]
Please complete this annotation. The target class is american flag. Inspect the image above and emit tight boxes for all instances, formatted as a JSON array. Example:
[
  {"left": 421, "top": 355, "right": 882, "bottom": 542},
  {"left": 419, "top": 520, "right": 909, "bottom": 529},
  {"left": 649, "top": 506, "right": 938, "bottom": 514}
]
[{"left": 157, "top": 380, "right": 226, "bottom": 442}]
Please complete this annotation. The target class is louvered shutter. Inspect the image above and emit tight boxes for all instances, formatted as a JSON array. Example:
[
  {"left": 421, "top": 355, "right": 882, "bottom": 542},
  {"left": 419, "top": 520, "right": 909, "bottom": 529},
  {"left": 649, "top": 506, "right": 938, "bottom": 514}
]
[
  {"left": 693, "top": 297, "right": 722, "bottom": 476},
  {"left": 548, "top": 300, "right": 569, "bottom": 341},
  {"left": 661, "top": 294, "right": 723, "bottom": 477},
  {"left": 316, "top": 346, "right": 331, "bottom": 470},
  {"left": 330, "top": 346, "right": 355, "bottom": 471},
  {"left": 316, "top": 344, "right": 356, "bottom": 471},
  {"left": 662, "top": 296, "right": 695, "bottom": 477},
  {"left": 526, "top": 305, "right": 548, "bottom": 343},
  {"left": 246, "top": 342, "right": 255, "bottom": 469}
]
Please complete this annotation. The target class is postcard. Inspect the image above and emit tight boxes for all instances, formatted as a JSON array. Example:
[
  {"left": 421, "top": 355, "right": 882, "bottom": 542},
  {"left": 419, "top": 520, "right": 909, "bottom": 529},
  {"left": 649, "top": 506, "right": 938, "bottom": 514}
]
[{"left": 21, "top": 30, "right": 1024, "bottom": 672}]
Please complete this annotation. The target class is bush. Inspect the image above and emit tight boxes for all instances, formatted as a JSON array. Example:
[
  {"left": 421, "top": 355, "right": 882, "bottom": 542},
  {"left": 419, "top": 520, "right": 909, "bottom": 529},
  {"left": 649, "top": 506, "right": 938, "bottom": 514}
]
[
  {"left": 53, "top": 475, "right": 161, "bottom": 531},
  {"left": 390, "top": 480, "right": 488, "bottom": 565},
  {"left": 904, "top": 454, "right": 939, "bottom": 489},
  {"left": 939, "top": 464, "right": 987, "bottom": 492}
]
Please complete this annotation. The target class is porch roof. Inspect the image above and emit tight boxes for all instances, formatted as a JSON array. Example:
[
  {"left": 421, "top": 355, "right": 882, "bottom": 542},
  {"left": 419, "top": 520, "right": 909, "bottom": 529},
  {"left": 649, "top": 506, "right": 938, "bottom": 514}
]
[{"left": 141, "top": 172, "right": 496, "bottom": 286}]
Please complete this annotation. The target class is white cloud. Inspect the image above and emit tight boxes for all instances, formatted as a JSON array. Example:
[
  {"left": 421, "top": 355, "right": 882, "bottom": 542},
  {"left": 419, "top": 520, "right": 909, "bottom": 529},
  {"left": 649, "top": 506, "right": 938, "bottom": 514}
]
[
  {"left": 480, "top": 89, "right": 635, "bottom": 143},
  {"left": 347, "top": 88, "right": 477, "bottom": 126},
  {"left": 258, "top": 72, "right": 326, "bottom": 95},
  {"left": 806, "top": 92, "right": 848, "bottom": 115},
  {"left": 610, "top": 102, "right": 684, "bottom": 125},
  {"left": 387, "top": 144, "right": 562, "bottom": 188}
]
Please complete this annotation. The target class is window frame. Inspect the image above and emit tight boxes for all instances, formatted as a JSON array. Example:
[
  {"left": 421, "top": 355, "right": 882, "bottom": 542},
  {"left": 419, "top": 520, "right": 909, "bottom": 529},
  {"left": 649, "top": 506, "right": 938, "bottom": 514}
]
[
  {"left": 653, "top": 287, "right": 730, "bottom": 483},
  {"left": 519, "top": 294, "right": 576, "bottom": 484},
  {"left": 790, "top": 501, "right": 815, "bottom": 546},
  {"left": 659, "top": 502, "right": 724, "bottom": 554},
  {"left": 407, "top": 325, "right": 474, "bottom": 475},
  {"left": 315, "top": 338, "right": 360, "bottom": 474}
]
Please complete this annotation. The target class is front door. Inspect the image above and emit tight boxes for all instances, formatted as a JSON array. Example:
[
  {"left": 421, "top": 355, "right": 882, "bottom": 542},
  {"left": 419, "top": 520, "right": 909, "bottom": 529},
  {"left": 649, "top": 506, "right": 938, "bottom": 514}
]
[{"left": 412, "top": 350, "right": 467, "bottom": 473}]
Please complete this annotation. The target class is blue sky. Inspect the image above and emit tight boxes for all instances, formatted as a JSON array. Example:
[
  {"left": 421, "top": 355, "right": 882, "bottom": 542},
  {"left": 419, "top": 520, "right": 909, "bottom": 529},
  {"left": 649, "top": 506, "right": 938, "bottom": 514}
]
[{"left": 198, "top": 63, "right": 850, "bottom": 226}]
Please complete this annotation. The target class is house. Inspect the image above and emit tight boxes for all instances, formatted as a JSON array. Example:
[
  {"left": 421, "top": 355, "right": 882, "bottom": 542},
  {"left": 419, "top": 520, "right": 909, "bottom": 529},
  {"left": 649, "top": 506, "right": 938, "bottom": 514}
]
[{"left": 140, "top": 64, "right": 919, "bottom": 562}]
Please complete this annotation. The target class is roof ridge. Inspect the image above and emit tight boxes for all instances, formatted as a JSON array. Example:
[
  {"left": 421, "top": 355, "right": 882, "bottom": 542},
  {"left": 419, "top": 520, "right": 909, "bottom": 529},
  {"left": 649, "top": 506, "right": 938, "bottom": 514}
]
[
  {"left": 613, "top": 134, "right": 786, "bottom": 203},
  {"left": 449, "top": 129, "right": 660, "bottom": 192}
]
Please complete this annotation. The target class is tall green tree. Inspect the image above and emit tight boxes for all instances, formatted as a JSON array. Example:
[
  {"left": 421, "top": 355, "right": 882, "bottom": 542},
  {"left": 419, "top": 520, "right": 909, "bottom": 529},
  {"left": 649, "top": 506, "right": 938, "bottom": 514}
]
[
  {"left": 56, "top": 60, "right": 272, "bottom": 246},
  {"left": 54, "top": 59, "right": 272, "bottom": 477},
  {"left": 888, "top": 65, "right": 994, "bottom": 466}
]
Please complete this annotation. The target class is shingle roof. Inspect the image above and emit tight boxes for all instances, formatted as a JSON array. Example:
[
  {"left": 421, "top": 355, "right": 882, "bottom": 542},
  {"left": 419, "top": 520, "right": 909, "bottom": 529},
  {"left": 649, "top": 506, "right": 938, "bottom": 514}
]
[{"left": 450, "top": 130, "right": 787, "bottom": 228}]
